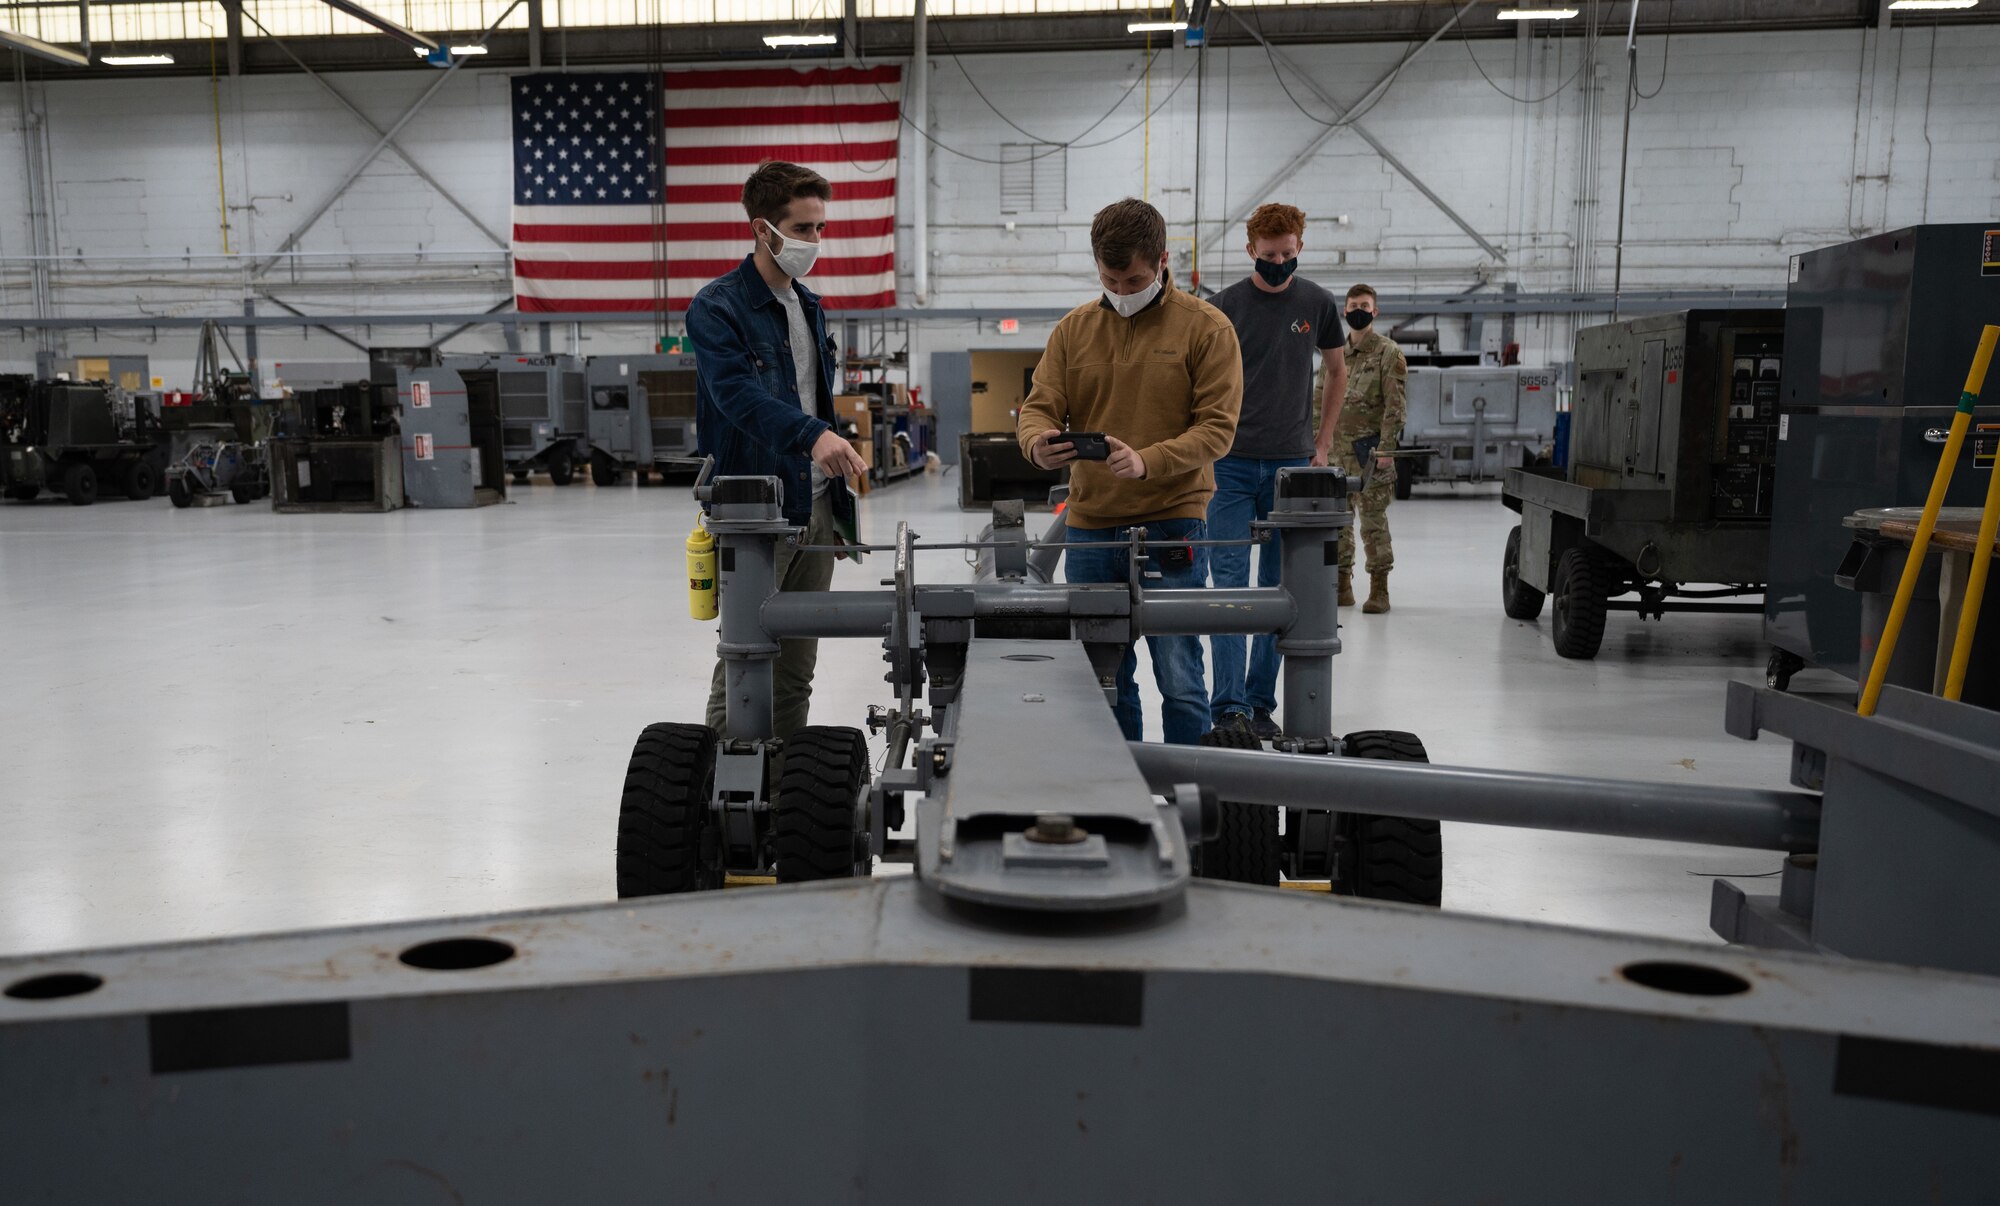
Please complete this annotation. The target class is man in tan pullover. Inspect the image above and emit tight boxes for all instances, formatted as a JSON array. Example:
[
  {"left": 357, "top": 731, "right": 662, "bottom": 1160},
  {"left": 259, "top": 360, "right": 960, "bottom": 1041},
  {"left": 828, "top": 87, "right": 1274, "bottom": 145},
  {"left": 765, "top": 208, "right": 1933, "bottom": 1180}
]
[{"left": 1017, "top": 198, "right": 1244, "bottom": 744}]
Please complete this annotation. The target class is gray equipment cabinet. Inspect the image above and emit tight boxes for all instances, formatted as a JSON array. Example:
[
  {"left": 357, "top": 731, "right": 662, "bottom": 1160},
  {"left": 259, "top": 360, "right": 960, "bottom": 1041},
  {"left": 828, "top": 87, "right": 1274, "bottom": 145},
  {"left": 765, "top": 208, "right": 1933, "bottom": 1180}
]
[
  {"left": 394, "top": 365, "right": 507, "bottom": 509},
  {"left": 583, "top": 352, "right": 701, "bottom": 484},
  {"left": 446, "top": 353, "right": 589, "bottom": 486},
  {"left": 1764, "top": 224, "right": 2000, "bottom": 690},
  {"left": 1399, "top": 365, "right": 1559, "bottom": 497},
  {"left": 1501, "top": 309, "right": 1782, "bottom": 659}
]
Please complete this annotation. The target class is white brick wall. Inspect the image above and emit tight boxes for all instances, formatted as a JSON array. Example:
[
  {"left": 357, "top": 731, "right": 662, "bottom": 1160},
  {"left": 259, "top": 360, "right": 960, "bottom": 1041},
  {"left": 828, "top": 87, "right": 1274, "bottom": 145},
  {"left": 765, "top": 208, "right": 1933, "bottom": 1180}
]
[{"left": 0, "top": 21, "right": 1993, "bottom": 384}]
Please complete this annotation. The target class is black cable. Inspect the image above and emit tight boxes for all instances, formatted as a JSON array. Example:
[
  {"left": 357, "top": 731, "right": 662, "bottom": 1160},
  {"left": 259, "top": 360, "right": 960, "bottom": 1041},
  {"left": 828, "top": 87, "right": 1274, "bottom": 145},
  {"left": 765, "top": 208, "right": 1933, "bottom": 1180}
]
[
  {"left": 1460, "top": 6, "right": 1586, "bottom": 105},
  {"left": 1632, "top": 0, "right": 1676, "bottom": 100},
  {"left": 1250, "top": 6, "right": 1427, "bottom": 130},
  {"left": 930, "top": 18, "right": 1159, "bottom": 150},
  {"left": 873, "top": 55, "right": 1198, "bottom": 167}
]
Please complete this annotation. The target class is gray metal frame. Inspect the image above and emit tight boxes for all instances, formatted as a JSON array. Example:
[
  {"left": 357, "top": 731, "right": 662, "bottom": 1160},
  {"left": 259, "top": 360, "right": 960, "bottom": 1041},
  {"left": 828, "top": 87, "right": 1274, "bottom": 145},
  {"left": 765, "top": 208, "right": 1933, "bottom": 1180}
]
[
  {"left": 446, "top": 353, "right": 590, "bottom": 483},
  {"left": 583, "top": 352, "right": 702, "bottom": 479},
  {"left": 1401, "top": 364, "right": 1558, "bottom": 489}
]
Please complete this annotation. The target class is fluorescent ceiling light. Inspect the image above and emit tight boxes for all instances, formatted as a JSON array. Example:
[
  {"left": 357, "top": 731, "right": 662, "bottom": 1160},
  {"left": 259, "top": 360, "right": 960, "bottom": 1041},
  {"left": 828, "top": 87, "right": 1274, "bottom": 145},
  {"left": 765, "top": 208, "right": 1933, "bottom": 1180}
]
[
  {"left": 1128, "top": 20, "right": 1189, "bottom": 32},
  {"left": 763, "top": 33, "right": 838, "bottom": 47},
  {"left": 1498, "top": 8, "right": 1580, "bottom": 18},
  {"left": 101, "top": 53, "right": 176, "bottom": 66},
  {"left": 1888, "top": 0, "right": 1977, "bottom": 9},
  {"left": 416, "top": 44, "right": 488, "bottom": 55}
]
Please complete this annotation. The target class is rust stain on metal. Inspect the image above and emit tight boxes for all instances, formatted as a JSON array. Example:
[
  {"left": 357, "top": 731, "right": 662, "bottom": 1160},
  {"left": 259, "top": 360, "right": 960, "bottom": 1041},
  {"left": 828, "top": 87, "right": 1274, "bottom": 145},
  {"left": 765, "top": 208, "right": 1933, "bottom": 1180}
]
[
  {"left": 380, "top": 1158, "right": 467, "bottom": 1205},
  {"left": 1752, "top": 1026, "right": 1802, "bottom": 1191}
]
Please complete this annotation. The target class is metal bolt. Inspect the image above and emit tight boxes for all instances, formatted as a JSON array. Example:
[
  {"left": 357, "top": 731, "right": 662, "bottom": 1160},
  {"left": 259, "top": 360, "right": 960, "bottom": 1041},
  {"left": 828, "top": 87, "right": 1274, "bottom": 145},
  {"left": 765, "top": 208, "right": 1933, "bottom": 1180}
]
[{"left": 1025, "top": 813, "right": 1087, "bottom": 844}]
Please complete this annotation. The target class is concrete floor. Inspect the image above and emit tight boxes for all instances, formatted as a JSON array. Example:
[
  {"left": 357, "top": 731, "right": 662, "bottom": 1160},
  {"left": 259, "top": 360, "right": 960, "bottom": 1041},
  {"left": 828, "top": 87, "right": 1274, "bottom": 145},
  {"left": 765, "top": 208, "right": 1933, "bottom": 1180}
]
[{"left": 0, "top": 472, "right": 1805, "bottom": 957}]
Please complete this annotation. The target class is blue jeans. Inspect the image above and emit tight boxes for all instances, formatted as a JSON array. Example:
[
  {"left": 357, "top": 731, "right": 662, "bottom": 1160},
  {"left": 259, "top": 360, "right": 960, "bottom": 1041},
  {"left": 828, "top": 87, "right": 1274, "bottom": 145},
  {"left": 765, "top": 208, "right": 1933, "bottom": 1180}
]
[
  {"left": 1063, "top": 518, "right": 1211, "bottom": 745},
  {"left": 1206, "top": 454, "right": 1307, "bottom": 721}
]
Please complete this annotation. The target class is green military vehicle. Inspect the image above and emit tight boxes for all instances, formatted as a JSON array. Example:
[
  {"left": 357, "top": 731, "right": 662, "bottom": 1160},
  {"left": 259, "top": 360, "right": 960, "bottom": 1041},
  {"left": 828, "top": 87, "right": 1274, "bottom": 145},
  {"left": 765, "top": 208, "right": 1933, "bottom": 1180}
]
[{"left": 2, "top": 376, "right": 169, "bottom": 506}]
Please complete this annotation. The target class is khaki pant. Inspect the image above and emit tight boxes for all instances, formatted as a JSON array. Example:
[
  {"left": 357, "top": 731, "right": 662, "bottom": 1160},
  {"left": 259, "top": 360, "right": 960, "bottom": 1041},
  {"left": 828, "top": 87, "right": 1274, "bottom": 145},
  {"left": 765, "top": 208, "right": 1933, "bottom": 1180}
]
[
  {"left": 705, "top": 491, "right": 838, "bottom": 742},
  {"left": 1335, "top": 450, "right": 1395, "bottom": 573}
]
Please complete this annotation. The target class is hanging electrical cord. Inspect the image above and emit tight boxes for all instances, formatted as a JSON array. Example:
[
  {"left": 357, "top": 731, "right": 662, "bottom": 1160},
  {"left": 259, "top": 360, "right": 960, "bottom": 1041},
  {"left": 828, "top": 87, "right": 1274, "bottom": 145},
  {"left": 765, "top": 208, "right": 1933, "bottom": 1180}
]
[
  {"left": 1460, "top": 10, "right": 1586, "bottom": 105},
  {"left": 929, "top": 17, "right": 1161, "bottom": 152},
  {"left": 1251, "top": 5, "right": 1431, "bottom": 130},
  {"left": 1632, "top": 0, "right": 1676, "bottom": 100},
  {"left": 871, "top": 53, "right": 1198, "bottom": 167}
]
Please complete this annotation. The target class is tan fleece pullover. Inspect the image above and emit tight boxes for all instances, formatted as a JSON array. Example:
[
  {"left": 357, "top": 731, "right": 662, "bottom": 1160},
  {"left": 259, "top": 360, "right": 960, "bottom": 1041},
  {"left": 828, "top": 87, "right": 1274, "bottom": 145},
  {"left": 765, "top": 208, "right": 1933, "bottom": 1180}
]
[{"left": 1016, "top": 279, "right": 1244, "bottom": 529}]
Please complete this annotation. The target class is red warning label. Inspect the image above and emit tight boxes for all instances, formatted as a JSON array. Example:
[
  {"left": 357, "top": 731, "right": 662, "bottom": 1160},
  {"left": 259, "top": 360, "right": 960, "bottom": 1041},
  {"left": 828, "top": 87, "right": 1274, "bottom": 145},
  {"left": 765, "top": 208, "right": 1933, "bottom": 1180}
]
[{"left": 413, "top": 433, "right": 434, "bottom": 462}]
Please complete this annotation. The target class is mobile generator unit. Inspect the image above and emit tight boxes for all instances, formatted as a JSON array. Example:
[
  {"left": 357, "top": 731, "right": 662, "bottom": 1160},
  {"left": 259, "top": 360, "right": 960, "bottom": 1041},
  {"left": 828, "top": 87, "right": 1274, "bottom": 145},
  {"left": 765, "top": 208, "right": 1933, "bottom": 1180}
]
[
  {"left": 2, "top": 376, "right": 167, "bottom": 505},
  {"left": 1501, "top": 309, "right": 1783, "bottom": 659},
  {"left": 584, "top": 352, "right": 701, "bottom": 484}
]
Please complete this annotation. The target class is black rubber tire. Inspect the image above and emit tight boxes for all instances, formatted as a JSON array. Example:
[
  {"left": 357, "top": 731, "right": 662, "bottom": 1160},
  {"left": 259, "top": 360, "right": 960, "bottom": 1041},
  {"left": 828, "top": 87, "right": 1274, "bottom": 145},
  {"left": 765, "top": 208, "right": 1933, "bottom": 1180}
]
[
  {"left": 231, "top": 482, "right": 256, "bottom": 505},
  {"left": 547, "top": 448, "right": 576, "bottom": 486},
  {"left": 61, "top": 462, "right": 97, "bottom": 506},
  {"left": 1501, "top": 525, "right": 1546, "bottom": 621},
  {"left": 123, "top": 459, "right": 157, "bottom": 502},
  {"left": 1551, "top": 547, "right": 1608, "bottom": 660},
  {"left": 1766, "top": 648, "right": 1804, "bottom": 692},
  {"left": 512, "top": 470, "right": 530, "bottom": 484},
  {"left": 1194, "top": 727, "right": 1281, "bottom": 886},
  {"left": 167, "top": 475, "right": 193, "bottom": 508},
  {"left": 5, "top": 484, "right": 37, "bottom": 502},
  {"left": 590, "top": 453, "right": 619, "bottom": 487},
  {"left": 616, "top": 722, "right": 722, "bottom": 898},
  {"left": 1393, "top": 456, "right": 1416, "bottom": 501},
  {"left": 772, "top": 725, "right": 872, "bottom": 882},
  {"left": 1334, "top": 731, "right": 1443, "bottom": 906}
]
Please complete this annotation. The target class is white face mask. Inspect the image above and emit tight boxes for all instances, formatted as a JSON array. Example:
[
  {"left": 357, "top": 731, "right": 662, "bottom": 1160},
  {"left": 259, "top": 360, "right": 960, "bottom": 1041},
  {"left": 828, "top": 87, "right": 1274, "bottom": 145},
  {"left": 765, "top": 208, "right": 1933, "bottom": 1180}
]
[
  {"left": 1103, "top": 277, "right": 1162, "bottom": 318},
  {"left": 758, "top": 220, "right": 821, "bottom": 280}
]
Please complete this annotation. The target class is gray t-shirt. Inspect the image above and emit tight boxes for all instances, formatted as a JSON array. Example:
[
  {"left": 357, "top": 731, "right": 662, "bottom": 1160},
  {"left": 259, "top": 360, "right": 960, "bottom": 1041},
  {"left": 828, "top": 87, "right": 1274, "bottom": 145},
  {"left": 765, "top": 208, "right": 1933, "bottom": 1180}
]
[
  {"left": 1208, "top": 275, "right": 1346, "bottom": 459},
  {"left": 772, "top": 283, "right": 828, "bottom": 496}
]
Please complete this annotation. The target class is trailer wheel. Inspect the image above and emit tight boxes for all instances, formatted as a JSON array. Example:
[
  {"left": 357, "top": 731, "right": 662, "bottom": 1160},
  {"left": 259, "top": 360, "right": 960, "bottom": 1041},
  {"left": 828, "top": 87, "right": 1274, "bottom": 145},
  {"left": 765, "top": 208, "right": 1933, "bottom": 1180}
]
[
  {"left": 772, "top": 725, "right": 873, "bottom": 882},
  {"left": 590, "top": 452, "right": 619, "bottom": 487},
  {"left": 167, "top": 475, "right": 193, "bottom": 508},
  {"left": 61, "top": 462, "right": 97, "bottom": 506},
  {"left": 1393, "top": 455, "right": 1418, "bottom": 501},
  {"left": 1766, "top": 648, "right": 1805, "bottom": 692},
  {"left": 122, "top": 459, "right": 157, "bottom": 502},
  {"left": 1501, "top": 525, "right": 1546, "bottom": 620},
  {"left": 1551, "top": 547, "right": 1608, "bottom": 659},
  {"left": 1334, "top": 730, "right": 1443, "bottom": 906},
  {"left": 230, "top": 482, "right": 258, "bottom": 505},
  {"left": 511, "top": 471, "right": 529, "bottom": 485},
  {"left": 617, "top": 722, "right": 722, "bottom": 897},
  {"left": 1194, "top": 726, "right": 1280, "bottom": 885},
  {"left": 546, "top": 447, "right": 576, "bottom": 486},
  {"left": 4, "top": 485, "right": 36, "bottom": 502}
]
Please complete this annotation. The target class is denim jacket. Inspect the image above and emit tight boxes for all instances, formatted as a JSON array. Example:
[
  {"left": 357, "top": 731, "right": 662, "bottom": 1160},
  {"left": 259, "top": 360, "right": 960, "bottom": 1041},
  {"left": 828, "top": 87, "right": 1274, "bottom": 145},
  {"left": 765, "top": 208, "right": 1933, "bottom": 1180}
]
[{"left": 687, "top": 254, "right": 856, "bottom": 528}]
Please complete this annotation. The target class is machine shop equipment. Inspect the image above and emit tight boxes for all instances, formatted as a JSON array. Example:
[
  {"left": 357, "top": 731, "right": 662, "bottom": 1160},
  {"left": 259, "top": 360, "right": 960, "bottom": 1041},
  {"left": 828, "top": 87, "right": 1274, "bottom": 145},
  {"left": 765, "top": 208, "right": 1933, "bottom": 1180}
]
[
  {"left": 163, "top": 321, "right": 272, "bottom": 508},
  {"left": 1, "top": 375, "right": 167, "bottom": 505},
  {"left": 585, "top": 352, "right": 702, "bottom": 484},
  {"left": 1764, "top": 224, "right": 2000, "bottom": 691},
  {"left": 446, "top": 353, "right": 591, "bottom": 486},
  {"left": 269, "top": 379, "right": 404, "bottom": 513},
  {"left": 389, "top": 359, "right": 508, "bottom": 509},
  {"left": 7, "top": 466, "right": 2000, "bottom": 1200},
  {"left": 1501, "top": 309, "right": 1782, "bottom": 659},
  {"left": 1397, "top": 364, "right": 1558, "bottom": 498}
]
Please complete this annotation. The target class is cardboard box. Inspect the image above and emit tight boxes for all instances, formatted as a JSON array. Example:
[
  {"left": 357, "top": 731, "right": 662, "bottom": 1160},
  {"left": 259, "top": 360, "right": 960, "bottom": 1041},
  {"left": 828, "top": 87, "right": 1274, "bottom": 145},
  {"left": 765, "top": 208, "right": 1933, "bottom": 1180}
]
[
  {"left": 849, "top": 435, "right": 875, "bottom": 469},
  {"left": 835, "top": 393, "right": 873, "bottom": 439}
]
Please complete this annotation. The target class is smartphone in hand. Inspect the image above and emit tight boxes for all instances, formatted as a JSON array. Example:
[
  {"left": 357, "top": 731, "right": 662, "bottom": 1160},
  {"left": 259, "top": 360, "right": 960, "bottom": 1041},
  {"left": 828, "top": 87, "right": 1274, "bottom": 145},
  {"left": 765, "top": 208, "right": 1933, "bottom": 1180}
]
[{"left": 1062, "top": 432, "right": 1111, "bottom": 461}]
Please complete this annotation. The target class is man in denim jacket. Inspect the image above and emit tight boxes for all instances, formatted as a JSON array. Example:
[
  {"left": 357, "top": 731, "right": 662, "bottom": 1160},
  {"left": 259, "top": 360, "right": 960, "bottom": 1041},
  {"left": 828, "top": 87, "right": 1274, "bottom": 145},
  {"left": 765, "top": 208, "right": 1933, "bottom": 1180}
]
[{"left": 688, "top": 161, "right": 868, "bottom": 742}]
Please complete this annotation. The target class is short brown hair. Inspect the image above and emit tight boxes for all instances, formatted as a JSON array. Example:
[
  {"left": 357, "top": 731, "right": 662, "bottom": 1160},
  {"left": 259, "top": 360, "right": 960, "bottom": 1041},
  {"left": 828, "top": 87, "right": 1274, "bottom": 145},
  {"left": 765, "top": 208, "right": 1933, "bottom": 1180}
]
[
  {"left": 1346, "top": 283, "right": 1378, "bottom": 303},
  {"left": 1246, "top": 203, "right": 1306, "bottom": 243},
  {"left": 1090, "top": 198, "right": 1167, "bottom": 271},
  {"left": 741, "top": 161, "right": 832, "bottom": 225}
]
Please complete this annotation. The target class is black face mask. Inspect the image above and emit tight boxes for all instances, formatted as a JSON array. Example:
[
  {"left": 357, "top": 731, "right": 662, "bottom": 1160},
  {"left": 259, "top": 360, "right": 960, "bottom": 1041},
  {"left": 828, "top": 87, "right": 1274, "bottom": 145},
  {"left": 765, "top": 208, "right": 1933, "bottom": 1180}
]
[
  {"left": 1345, "top": 308, "right": 1375, "bottom": 330},
  {"left": 1253, "top": 257, "right": 1299, "bottom": 287}
]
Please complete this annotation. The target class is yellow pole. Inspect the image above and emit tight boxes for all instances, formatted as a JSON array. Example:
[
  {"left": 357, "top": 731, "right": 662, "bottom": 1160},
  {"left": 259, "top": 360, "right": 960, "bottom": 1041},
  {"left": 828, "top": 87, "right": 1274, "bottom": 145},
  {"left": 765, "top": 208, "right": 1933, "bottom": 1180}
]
[
  {"left": 1858, "top": 324, "right": 1999, "bottom": 716},
  {"left": 1942, "top": 417, "right": 2000, "bottom": 700}
]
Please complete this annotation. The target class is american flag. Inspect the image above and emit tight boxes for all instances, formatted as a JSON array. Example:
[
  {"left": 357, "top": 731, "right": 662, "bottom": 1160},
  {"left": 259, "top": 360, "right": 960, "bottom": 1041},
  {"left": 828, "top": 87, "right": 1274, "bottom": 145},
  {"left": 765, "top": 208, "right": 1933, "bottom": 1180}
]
[{"left": 510, "top": 66, "right": 903, "bottom": 313}]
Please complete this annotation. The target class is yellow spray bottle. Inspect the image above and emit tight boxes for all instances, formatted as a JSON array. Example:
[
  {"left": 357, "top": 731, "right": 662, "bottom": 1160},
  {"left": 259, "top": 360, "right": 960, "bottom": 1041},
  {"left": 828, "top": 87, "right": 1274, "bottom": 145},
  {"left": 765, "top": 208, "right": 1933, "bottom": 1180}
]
[{"left": 686, "top": 521, "right": 718, "bottom": 621}]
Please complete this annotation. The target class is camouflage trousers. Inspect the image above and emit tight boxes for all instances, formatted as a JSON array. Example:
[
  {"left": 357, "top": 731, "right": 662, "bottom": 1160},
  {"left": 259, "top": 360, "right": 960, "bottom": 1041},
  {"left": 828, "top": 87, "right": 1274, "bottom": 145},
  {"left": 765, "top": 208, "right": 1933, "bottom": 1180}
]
[{"left": 1334, "top": 449, "right": 1394, "bottom": 573}]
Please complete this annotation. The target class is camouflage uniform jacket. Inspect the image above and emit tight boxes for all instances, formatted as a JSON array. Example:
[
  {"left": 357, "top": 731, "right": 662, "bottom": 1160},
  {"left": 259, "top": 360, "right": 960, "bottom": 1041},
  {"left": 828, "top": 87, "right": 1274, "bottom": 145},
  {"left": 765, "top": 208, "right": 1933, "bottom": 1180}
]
[{"left": 1336, "top": 329, "right": 1408, "bottom": 454}]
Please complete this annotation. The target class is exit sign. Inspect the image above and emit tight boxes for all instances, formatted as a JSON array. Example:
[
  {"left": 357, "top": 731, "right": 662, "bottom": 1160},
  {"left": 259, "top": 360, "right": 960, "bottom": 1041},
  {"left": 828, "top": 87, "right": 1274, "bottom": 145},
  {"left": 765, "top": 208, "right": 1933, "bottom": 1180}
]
[{"left": 998, "top": 318, "right": 1020, "bottom": 335}]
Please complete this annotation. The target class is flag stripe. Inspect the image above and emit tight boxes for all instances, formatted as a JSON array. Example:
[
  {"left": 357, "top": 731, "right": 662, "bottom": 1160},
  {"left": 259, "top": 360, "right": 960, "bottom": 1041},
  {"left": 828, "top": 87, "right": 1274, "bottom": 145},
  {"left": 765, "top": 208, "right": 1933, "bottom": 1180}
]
[
  {"left": 662, "top": 179, "right": 897, "bottom": 205},
  {"left": 517, "top": 254, "right": 896, "bottom": 281},
  {"left": 514, "top": 217, "right": 896, "bottom": 244},
  {"left": 517, "top": 290, "right": 898, "bottom": 313},
  {"left": 665, "top": 102, "right": 901, "bottom": 129},
  {"left": 662, "top": 141, "right": 899, "bottom": 167}
]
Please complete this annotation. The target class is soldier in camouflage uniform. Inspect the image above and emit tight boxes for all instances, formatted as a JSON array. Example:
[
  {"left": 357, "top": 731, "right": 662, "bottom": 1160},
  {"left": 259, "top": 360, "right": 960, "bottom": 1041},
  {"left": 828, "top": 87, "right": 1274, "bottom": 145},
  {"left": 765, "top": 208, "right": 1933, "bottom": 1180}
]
[{"left": 1331, "top": 283, "right": 1407, "bottom": 613}]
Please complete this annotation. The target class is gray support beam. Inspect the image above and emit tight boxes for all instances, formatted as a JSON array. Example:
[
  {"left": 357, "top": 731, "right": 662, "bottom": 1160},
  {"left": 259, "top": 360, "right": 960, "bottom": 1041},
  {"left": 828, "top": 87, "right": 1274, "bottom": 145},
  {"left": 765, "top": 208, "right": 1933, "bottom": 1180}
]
[
  {"left": 844, "top": 0, "right": 861, "bottom": 63},
  {"left": 1127, "top": 743, "right": 1823, "bottom": 853},
  {"left": 1215, "top": 0, "right": 1506, "bottom": 263},
  {"left": 1198, "top": 0, "right": 1479, "bottom": 264},
  {"left": 428, "top": 299, "right": 522, "bottom": 351},
  {"left": 0, "top": 29, "right": 89, "bottom": 69},
  {"left": 241, "top": 297, "right": 259, "bottom": 384},
  {"left": 253, "top": 294, "right": 370, "bottom": 353},
  {"left": 253, "top": 1, "right": 520, "bottom": 276},
  {"left": 223, "top": 0, "right": 243, "bottom": 77},
  {"left": 527, "top": 0, "right": 543, "bottom": 71}
]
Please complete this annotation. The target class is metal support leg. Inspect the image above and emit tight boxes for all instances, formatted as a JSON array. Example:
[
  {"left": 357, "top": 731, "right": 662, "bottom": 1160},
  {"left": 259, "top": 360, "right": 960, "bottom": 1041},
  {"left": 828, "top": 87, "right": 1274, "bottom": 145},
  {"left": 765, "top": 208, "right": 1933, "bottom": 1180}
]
[
  {"left": 1267, "top": 467, "right": 1349, "bottom": 746},
  {"left": 717, "top": 531, "right": 782, "bottom": 742}
]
